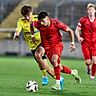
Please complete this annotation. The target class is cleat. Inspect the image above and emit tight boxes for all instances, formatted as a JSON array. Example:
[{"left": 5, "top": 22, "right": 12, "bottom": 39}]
[
  {"left": 42, "top": 76, "right": 49, "bottom": 85},
  {"left": 60, "top": 76, "right": 64, "bottom": 89},
  {"left": 52, "top": 84, "right": 61, "bottom": 90},
  {"left": 91, "top": 76, "right": 95, "bottom": 81},
  {"left": 86, "top": 66, "right": 91, "bottom": 75},
  {"left": 72, "top": 69, "right": 81, "bottom": 84},
  {"left": 52, "top": 77, "right": 64, "bottom": 90}
]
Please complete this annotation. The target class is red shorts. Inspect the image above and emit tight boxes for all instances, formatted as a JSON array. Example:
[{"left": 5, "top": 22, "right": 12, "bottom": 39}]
[
  {"left": 81, "top": 42, "right": 96, "bottom": 60},
  {"left": 45, "top": 42, "right": 63, "bottom": 64}
]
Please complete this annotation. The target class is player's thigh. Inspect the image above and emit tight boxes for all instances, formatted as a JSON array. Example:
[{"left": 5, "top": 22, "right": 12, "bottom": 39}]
[
  {"left": 81, "top": 44, "right": 91, "bottom": 60},
  {"left": 31, "top": 49, "right": 38, "bottom": 62},
  {"left": 35, "top": 46, "right": 47, "bottom": 61},
  {"left": 51, "top": 46, "right": 63, "bottom": 65},
  {"left": 35, "top": 46, "right": 45, "bottom": 56}
]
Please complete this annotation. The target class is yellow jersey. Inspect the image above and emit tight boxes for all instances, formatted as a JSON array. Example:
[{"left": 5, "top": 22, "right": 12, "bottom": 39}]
[{"left": 16, "top": 15, "right": 41, "bottom": 50}]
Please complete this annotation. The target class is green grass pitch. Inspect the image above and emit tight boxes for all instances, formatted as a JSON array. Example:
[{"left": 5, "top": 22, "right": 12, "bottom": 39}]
[{"left": 0, "top": 56, "right": 96, "bottom": 96}]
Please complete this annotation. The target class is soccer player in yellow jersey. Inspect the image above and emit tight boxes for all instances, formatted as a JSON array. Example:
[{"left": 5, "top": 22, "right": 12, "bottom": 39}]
[{"left": 13, "top": 5, "right": 55, "bottom": 85}]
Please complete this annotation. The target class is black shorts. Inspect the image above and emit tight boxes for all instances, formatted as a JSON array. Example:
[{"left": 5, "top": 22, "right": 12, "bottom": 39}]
[{"left": 31, "top": 44, "right": 47, "bottom": 62}]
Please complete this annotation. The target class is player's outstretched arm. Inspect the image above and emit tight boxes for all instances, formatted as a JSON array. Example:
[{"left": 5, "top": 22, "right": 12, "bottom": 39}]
[
  {"left": 66, "top": 26, "right": 76, "bottom": 52},
  {"left": 30, "top": 22, "right": 39, "bottom": 44}
]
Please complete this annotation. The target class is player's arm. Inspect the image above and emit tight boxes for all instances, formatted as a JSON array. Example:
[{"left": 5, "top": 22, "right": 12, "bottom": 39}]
[
  {"left": 30, "top": 21, "right": 39, "bottom": 44},
  {"left": 56, "top": 20, "right": 76, "bottom": 52},
  {"left": 75, "top": 23, "right": 84, "bottom": 43},
  {"left": 66, "top": 26, "right": 75, "bottom": 44},
  {"left": 13, "top": 20, "right": 22, "bottom": 40},
  {"left": 66, "top": 26, "right": 76, "bottom": 52},
  {"left": 30, "top": 22, "right": 35, "bottom": 36},
  {"left": 56, "top": 20, "right": 75, "bottom": 44}
]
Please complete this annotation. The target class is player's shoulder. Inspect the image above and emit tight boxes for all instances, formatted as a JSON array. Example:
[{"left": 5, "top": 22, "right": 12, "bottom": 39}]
[
  {"left": 79, "top": 16, "right": 88, "bottom": 23},
  {"left": 32, "top": 15, "right": 38, "bottom": 21},
  {"left": 17, "top": 17, "right": 25, "bottom": 23},
  {"left": 50, "top": 18, "right": 60, "bottom": 24},
  {"left": 79, "top": 16, "right": 88, "bottom": 21}
]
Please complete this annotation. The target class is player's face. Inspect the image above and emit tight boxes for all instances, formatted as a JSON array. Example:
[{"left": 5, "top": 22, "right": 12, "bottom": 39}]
[
  {"left": 87, "top": 7, "right": 96, "bottom": 16},
  {"left": 40, "top": 16, "right": 49, "bottom": 26},
  {"left": 25, "top": 11, "right": 33, "bottom": 21}
]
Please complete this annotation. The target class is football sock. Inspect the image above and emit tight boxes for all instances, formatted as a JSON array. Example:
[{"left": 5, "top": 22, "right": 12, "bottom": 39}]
[
  {"left": 54, "top": 65, "right": 60, "bottom": 80},
  {"left": 41, "top": 69, "right": 47, "bottom": 76},
  {"left": 56, "top": 80, "right": 60, "bottom": 85},
  {"left": 61, "top": 65, "right": 71, "bottom": 74},
  {"left": 91, "top": 64, "right": 96, "bottom": 76}
]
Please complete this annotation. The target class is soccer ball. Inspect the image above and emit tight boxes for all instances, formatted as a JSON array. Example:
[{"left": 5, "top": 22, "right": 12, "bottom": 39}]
[{"left": 26, "top": 80, "right": 38, "bottom": 92}]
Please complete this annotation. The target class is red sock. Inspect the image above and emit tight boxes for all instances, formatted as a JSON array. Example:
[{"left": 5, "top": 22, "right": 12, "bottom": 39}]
[
  {"left": 61, "top": 65, "right": 71, "bottom": 74},
  {"left": 54, "top": 65, "right": 60, "bottom": 80},
  {"left": 92, "top": 64, "right": 96, "bottom": 76}
]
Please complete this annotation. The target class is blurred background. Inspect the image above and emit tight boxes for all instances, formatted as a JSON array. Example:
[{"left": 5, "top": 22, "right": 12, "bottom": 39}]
[{"left": 0, "top": 0, "right": 95, "bottom": 58}]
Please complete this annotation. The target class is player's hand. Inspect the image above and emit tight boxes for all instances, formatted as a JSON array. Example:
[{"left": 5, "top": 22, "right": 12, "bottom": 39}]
[
  {"left": 32, "top": 37, "right": 39, "bottom": 45},
  {"left": 13, "top": 35, "right": 19, "bottom": 40},
  {"left": 70, "top": 42, "right": 76, "bottom": 52},
  {"left": 13, "top": 33, "right": 19, "bottom": 40},
  {"left": 78, "top": 37, "right": 84, "bottom": 43}
]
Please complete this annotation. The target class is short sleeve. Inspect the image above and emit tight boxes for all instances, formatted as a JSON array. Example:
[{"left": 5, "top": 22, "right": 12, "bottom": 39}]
[
  {"left": 54, "top": 19, "right": 67, "bottom": 31},
  {"left": 77, "top": 17, "right": 83, "bottom": 29},
  {"left": 15, "top": 20, "right": 22, "bottom": 33}
]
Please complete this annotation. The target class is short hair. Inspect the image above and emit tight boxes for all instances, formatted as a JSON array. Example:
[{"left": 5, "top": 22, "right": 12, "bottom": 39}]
[
  {"left": 38, "top": 10, "right": 48, "bottom": 20},
  {"left": 21, "top": 5, "right": 32, "bottom": 16},
  {"left": 87, "top": 3, "right": 96, "bottom": 9}
]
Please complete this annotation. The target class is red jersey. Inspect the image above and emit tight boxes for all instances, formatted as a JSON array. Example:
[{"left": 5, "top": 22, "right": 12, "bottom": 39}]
[
  {"left": 33, "top": 18, "right": 67, "bottom": 50},
  {"left": 77, "top": 16, "right": 96, "bottom": 45}
]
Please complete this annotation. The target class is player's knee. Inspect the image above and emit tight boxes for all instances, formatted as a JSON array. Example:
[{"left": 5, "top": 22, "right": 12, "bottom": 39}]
[
  {"left": 85, "top": 60, "right": 91, "bottom": 66},
  {"left": 92, "top": 58, "right": 96, "bottom": 64},
  {"left": 51, "top": 59, "right": 58, "bottom": 67}
]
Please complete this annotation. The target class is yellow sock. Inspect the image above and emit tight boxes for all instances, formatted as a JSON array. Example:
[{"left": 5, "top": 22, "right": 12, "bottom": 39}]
[
  {"left": 42, "top": 69, "right": 47, "bottom": 76},
  {"left": 53, "top": 76, "right": 56, "bottom": 79}
]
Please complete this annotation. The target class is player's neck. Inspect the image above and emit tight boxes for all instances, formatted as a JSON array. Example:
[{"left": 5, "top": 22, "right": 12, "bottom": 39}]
[{"left": 88, "top": 15, "right": 95, "bottom": 22}]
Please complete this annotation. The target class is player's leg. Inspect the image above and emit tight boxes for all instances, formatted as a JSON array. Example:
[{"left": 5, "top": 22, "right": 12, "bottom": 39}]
[
  {"left": 31, "top": 48, "right": 49, "bottom": 85},
  {"left": 81, "top": 43, "right": 92, "bottom": 74},
  {"left": 60, "top": 64, "right": 81, "bottom": 84},
  {"left": 42, "top": 59, "right": 55, "bottom": 78},
  {"left": 35, "top": 46, "right": 55, "bottom": 85},
  {"left": 91, "top": 56, "right": 96, "bottom": 80},
  {"left": 49, "top": 43, "right": 64, "bottom": 90},
  {"left": 51, "top": 43, "right": 81, "bottom": 84},
  {"left": 51, "top": 54, "right": 61, "bottom": 90},
  {"left": 85, "top": 59, "right": 91, "bottom": 75}
]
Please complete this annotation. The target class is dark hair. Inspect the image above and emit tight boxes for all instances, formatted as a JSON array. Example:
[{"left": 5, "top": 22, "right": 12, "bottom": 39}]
[
  {"left": 38, "top": 10, "right": 48, "bottom": 20},
  {"left": 21, "top": 5, "right": 32, "bottom": 16}
]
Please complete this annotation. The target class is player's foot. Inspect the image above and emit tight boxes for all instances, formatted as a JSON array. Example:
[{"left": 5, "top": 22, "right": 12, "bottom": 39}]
[
  {"left": 90, "top": 76, "right": 95, "bottom": 81},
  {"left": 86, "top": 66, "right": 91, "bottom": 75},
  {"left": 52, "top": 77, "right": 64, "bottom": 90},
  {"left": 42, "top": 76, "right": 49, "bottom": 85},
  {"left": 72, "top": 69, "right": 81, "bottom": 84},
  {"left": 60, "top": 76, "right": 64, "bottom": 89},
  {"left": 52, "top": 84, "right": 61, "bottom": 90}
]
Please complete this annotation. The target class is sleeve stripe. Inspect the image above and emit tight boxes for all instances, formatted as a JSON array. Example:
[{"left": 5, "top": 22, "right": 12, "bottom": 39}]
[
  {"left": 78, "top": 22, "right": 81, "bottom": 26},
  {"left": 77, "top": 26, "right": 81, "bottom": 30}
]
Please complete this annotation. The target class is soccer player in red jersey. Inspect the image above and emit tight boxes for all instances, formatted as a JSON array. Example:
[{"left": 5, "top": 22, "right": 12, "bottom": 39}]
[
  {"left": 31, "top": 11, "right": 81, "bottom": 90},
  {"left": 75, "top": 3, "right": 96, "bottom": 80}
]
